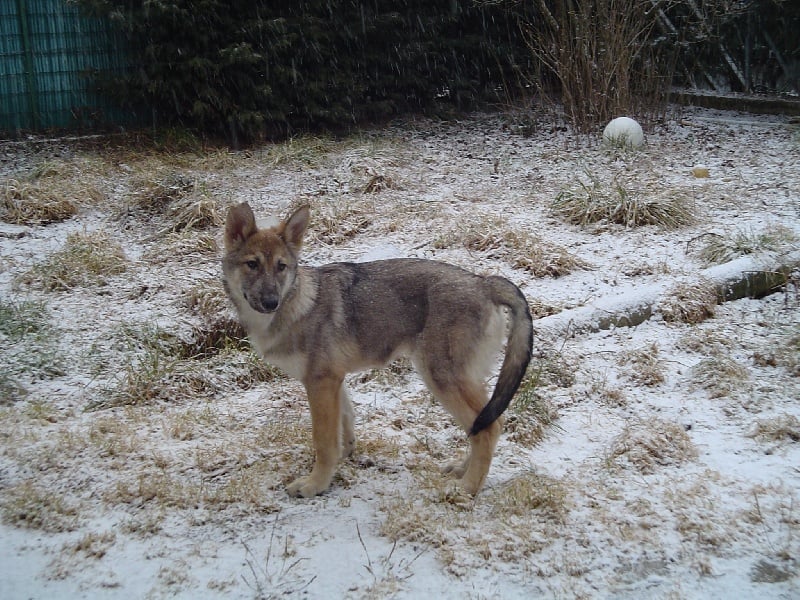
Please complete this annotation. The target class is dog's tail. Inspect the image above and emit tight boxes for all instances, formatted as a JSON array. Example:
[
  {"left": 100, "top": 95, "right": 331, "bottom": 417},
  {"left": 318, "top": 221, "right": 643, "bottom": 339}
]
[{"left": 469, "top": 276, "right": 533, "bottom": 437}]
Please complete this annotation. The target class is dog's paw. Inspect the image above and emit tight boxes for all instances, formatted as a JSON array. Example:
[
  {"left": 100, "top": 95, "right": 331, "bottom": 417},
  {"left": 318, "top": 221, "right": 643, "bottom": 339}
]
[{"left": 287, "top": 475, "right": 327, "bottom": 498}]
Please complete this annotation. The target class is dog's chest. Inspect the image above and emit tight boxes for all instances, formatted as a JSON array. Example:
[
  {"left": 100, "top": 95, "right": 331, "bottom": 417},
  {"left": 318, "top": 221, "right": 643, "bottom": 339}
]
[{"left": 241, "top": 314, "right": 307, "bottom": 380}]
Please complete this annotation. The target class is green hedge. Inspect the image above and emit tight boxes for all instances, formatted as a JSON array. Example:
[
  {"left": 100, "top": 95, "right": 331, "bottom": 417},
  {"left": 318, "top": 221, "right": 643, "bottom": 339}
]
[{"left": 78, "top": 0, "right": 532, "bottom": 141}]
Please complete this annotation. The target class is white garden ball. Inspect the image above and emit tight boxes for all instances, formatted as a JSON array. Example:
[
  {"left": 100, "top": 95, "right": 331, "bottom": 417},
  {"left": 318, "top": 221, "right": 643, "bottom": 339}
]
[{"left": 603, "top": 116, "right": 644, "bottom": 148}]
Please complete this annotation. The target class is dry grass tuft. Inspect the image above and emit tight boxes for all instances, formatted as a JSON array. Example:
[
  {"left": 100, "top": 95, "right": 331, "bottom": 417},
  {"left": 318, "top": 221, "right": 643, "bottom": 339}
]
[
  {"left": 527, "top": 297, "right": 563, "bottom": 319},
  {"left": 94, "top": 317, "right": 280, "bottom": 410},
  {"left": 106, "top": 464, "right": 280, "bottom": 513},
  {"left": 379, "top": 498, "right": 453, "bottom": 546},
  {"left": 552, "top": 176, "right": 695, "bottom": 229},
  {"left": 677, "top": 329, "right": 735, "bottom": 356},
  {"left": 691, "top": 356, "right": 750, "bottom": 399},
  {"left": 435, "top": 217, "right": 587, "bottom": 277},
  {"left": 298, "top": 199, "right": 375, "bottom": 246},
  {"left": 166, "top": 196, "right": 223, "bottom": 233},
  {"left": 185, "top": 278, "right": 231, "bottom": 320},
  {"left": 357, "top": 357, "right": 414, "bottom": 386},
  {"left": 64, "top": 531, "right": 117, "bottom": 560},
  {"left": 121, "top": 171, "right": 222, "bottom": 236},
  {"left": 489, "top": 471, "right": 569, "bottom": 522},
  {"left": 144, "top": 231, "right": 219, "bottom": 263},
  {"left": 618, "top": 343, "right": 666, "bottom": 386},
  {"left": 1, "top": 158, "right": 107, "bottom": 225},
  {"left": 607, "top": 418, "right": 697, "bottom": 474},
  {"left": 774, "top": 330, "right": 799, "bottom": 377},
  {"left": 747, "top": 414, "right": 800, "bottom": 444},
  {"left": 692, "top": 226, "right": 798, "bottom": 266},
  {"left": 1, "top": 480, "right": 81, "bottom": 532},
  {"left": 586, "top": 372, "right": 628, "bottom": 408},
  {"left": 362, "top": 173, "right": 397, "bottom": 194},
  {"left": 15, "top": 231, "right": 127, "bottom": 291},
  {"left": 505, "top": 366, "right": 561, "bottom": 446},
  {"left": 659, "top": 280, "right": 717, "bottom": 324},
  {"left": 0, "top": 298, "right": 65, "bottom": 399},
  {"left": 753, "top": 325, "right": 800, "bottom": 377},
  {"left": 1, "top": 179, "right": 77, "bottom": 225},
  {"left": 130, "top": 172, "right": 195, "bottom": 212},
  {"left": 266, "top": 135, "right": 341, "bottom": 167},
  {"left": 0, "top": 298, "right": 49, "bottom": 341}
]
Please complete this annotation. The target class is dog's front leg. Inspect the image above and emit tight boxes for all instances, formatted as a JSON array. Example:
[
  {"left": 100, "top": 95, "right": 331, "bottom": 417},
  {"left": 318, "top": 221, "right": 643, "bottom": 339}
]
[{"left": 287, "top": 375, "right": 343, "bottom": 498}]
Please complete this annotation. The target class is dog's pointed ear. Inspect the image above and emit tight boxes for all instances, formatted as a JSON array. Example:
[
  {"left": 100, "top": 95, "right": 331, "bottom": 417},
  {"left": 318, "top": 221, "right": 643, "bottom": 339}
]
[
  {"left": 280, "top": 205, "right": 310, "bottom": 252},
  {"left": 225, "top": 203, "right": 257, "bottom": 250}
]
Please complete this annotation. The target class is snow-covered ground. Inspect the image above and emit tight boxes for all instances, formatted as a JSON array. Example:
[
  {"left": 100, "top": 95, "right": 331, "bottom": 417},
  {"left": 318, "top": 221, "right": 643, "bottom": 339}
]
[{"left": 1, "top": 106, "right": 798, "bottom": 599}]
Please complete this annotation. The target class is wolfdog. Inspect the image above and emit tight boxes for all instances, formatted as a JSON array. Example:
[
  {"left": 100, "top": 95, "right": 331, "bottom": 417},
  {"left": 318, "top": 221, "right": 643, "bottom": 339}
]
[{"left": 223, "top": 202, "right": 532, "bottom": 497}]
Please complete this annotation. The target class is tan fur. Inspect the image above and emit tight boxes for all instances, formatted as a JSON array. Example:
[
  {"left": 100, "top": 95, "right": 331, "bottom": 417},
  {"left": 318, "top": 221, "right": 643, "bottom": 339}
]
[{"left": 223, "top": 203, "right": 533, "bottom": 497}]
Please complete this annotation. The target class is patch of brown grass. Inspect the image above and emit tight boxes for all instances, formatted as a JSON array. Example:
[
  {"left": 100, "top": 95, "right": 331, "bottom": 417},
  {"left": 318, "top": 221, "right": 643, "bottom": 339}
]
[
  {"left": 144, "top": 231, "right": 219, "bottom": 263},
  {"left": 15, "top": 231, "right": 127, "bottom": 291},
  {"left": 1, "top": 179, "right": 77, "bottom": 225},
  {"left": 691, "top": 356, "right": 750, "bottom": 399},
  {"left": 1, "top": 157, "right": 109, "bottom": 225},
  {"left": 435, "top": 216, "right": 587, "bottom": 277},
  {"left": 618, "top": 343, "right": 666, "bottom": 386},
  {"left": 659, "top": 280, "right": 717, "bottom": 324},
  {"left": 489, "top": 471, "right": 569, "bottom": 522},
  {"left": 296, "top": 198, "right": 375, "bottom": 246},
  {"left": 1, "top": 480, "right": 81, "bottom": 532},
  {"left": 506, "top": 364, "right": 562, "bottom": 446},
  {"left": 748, "top": 414, "right": 800, "bottom": 444},
  {"left": 552, "top": 176, "right": 695, "bottom": 229},
  {"left": 607, "top": 418, "right": 697, "bottom": 474},
  {"left": 691, "top": 226, "right": 798, "bottom": 266}
]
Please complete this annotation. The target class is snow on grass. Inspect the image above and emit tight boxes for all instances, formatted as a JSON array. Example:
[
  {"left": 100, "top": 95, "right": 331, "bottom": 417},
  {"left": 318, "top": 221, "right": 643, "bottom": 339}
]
[{"left": 1, "top": 106, "right": 799, "bottom": 599}]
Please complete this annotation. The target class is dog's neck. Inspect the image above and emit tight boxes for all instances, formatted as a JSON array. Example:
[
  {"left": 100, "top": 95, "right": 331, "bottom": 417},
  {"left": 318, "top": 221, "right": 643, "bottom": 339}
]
[{"left": 274, "top": 266, "right": 317, "bottom": 327}]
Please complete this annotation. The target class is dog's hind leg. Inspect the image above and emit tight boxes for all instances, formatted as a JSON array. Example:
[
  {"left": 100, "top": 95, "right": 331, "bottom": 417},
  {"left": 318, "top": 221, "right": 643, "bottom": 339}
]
[
  {"left": 461, "top": 416, "right": 503, "bottom": 494},
  {"left": 340, "top": 386, "right": 355, "bottom": 459},
  {"left": 288, "top": 375, "right": 343, "bottom": 498},
  {"left": 420, "top": 370, "right": 498, "bottom": 495},
  {"left": 440, "top": 382, "right": 502, "bottom": 495}
]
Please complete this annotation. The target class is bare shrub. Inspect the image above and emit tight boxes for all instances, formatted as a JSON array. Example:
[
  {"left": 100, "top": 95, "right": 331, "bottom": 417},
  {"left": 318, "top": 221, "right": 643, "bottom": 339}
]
[{"left": 521, "top": 0, "right": 674, "bottom": 132}]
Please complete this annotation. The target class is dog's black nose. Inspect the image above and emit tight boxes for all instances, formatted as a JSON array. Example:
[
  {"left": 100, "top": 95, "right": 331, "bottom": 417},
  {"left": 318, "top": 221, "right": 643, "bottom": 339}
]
[{"left": 260, "top": 297, "right": 279, "bottom": 312}]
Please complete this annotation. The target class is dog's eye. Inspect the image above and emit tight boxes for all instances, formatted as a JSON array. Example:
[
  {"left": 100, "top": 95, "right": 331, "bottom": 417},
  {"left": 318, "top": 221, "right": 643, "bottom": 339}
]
[
  {"left": 245, "top": 259, "right": 258, "bottom": 270},
  {"left": 276, "top": 261, "right": 287, "bottom": 272}
]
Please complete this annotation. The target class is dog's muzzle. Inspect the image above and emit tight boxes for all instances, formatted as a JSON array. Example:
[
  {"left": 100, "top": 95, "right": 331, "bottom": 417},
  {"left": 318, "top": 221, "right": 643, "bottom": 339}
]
[{"left": 245, "top": 291, "right": 279, "bottom": 313}]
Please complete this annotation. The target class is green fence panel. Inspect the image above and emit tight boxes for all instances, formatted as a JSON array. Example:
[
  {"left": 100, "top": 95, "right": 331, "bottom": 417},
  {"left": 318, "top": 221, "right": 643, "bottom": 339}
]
[{"left": 0, "top": 0, "right": 138, "bottom": 134}]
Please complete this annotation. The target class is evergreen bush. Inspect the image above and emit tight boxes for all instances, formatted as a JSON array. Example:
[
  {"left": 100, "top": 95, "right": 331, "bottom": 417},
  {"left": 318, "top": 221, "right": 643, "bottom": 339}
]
[{"left": 78, "top": 0, "right": 530, "bottom": 142}]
